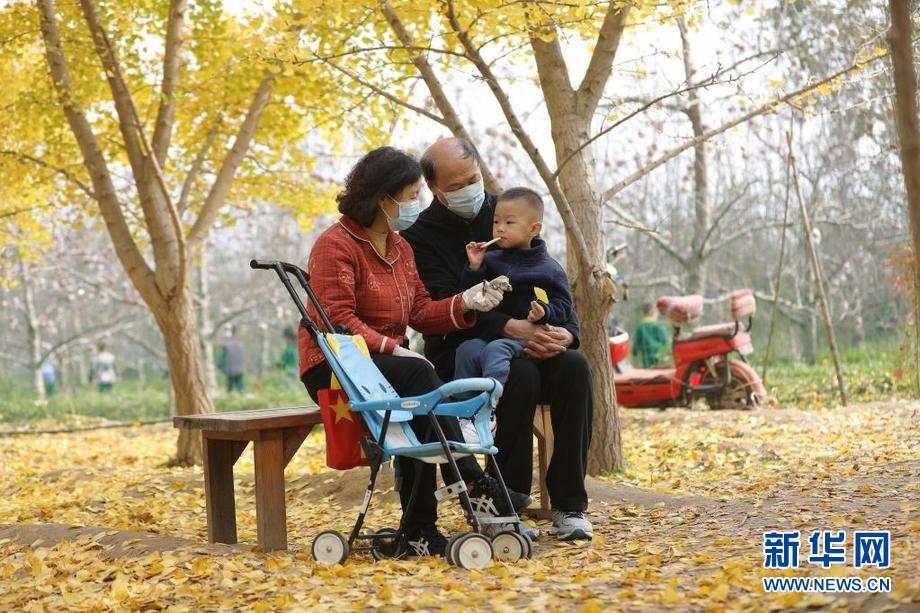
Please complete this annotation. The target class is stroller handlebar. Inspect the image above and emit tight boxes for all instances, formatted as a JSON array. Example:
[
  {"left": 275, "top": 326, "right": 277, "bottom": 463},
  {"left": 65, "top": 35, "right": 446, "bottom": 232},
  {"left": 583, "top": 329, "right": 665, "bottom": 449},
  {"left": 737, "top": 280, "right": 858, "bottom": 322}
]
[
  {"left": 249, "top": 259, "right": 275, "bottom": 270},
  {"left": 250, "top": 257, "right": 334, "bottom": 334},
  {"left": 250, "top": 259, "right": 309, "bottom": 278},
  {"left": 438, "top": 378, "right": 503, "bottom": 401}
]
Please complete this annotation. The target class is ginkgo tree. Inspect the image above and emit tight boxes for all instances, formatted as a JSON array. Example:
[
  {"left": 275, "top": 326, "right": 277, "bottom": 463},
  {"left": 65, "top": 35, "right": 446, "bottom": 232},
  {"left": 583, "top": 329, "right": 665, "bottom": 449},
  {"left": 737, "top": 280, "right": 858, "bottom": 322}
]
[
  {"left": 0, "top": 0, "right": 395, "bottom": 463},
  {"left": 282, "top": 0, "right": 890, "bottom": 473}
]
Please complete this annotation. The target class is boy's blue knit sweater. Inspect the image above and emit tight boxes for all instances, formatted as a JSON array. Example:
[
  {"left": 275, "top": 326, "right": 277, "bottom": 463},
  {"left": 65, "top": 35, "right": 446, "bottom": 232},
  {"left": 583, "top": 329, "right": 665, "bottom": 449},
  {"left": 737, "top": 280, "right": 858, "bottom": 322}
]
[{"left": 460, "top": 237, "right": 573, "bottom": 326}]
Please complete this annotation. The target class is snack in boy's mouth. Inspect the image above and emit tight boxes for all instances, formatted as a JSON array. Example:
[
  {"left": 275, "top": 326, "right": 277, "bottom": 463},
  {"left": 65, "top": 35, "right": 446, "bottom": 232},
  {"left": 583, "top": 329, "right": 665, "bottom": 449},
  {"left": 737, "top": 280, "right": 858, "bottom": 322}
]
[
  {"left": 488, "top": 275, "right": 513, "bottom": 292},
  {"left": 482, "top": 237, "right": 501, "bottom": 247}
]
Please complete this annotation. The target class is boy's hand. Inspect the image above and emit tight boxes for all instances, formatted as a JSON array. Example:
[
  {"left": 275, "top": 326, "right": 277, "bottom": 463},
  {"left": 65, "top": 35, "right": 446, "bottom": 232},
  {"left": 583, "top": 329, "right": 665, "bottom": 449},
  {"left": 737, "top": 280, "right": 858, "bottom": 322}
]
[
  {"left": 526, "top": 300, "right": 545, "bottom": 322},
  {"left": 466, "top": 241, "right": 488, "bottom": 271}
]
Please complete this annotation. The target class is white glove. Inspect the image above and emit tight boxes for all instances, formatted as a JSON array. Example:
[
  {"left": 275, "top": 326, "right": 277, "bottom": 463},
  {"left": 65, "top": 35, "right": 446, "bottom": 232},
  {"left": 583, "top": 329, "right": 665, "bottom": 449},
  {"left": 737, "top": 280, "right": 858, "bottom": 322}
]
[
  {"left": 461, "top": 281, "right": 503, "bottom": 312},
  {"left": 392, "top": 345, "right": 434, "bottom": 368}
]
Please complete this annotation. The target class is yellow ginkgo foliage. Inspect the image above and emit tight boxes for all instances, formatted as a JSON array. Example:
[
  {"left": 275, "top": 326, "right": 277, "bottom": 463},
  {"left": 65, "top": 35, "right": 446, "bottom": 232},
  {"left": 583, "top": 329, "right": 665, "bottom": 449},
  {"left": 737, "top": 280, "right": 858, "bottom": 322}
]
[{"left": 0, "top": 0, "right": 403, "bottom": 463}]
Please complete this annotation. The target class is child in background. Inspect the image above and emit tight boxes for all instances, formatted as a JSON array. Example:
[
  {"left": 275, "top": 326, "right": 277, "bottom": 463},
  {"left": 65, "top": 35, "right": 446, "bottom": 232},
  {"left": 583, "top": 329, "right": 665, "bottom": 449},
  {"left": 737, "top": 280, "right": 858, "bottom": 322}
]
[{"left": 632, "top": 302, "right": 669, "bottom": 368}]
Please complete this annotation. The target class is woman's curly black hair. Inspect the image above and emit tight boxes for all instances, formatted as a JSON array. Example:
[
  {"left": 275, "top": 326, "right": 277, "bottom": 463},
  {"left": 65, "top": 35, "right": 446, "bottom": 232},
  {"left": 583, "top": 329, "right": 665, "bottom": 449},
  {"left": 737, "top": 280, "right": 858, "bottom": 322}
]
[{"left": 337, "top": 146, "right": 422, "bottom": 227}]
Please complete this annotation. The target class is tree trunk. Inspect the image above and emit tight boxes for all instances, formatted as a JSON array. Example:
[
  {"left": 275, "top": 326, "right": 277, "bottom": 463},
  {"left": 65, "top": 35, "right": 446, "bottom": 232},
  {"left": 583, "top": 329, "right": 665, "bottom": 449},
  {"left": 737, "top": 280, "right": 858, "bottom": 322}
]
[
  {"left": 853, "top": 292, "right": 865, "bottom": 349},
  {"left": 790, "top": 135, "right": 848, "bottom": 406},
  {"left": 197, "top": 253, "right": 218, "bottom": 394},
  {"left": 805, "top": 307, "right": 818, "bottom": 365},
  {"left": 678, "top": 18, "right": 710, "bottom": 296},
  {"left": 21, "top": 266, "right": 45, "bottom": 399},
  {"left": 547, "top": 106, "right": 622, "bottom": 473},
  {"left": 888, "top": 0, "right": 920, "bottom": 392},
  {"left": 153, "top": 292, "right": 212, "bottom": 465}
]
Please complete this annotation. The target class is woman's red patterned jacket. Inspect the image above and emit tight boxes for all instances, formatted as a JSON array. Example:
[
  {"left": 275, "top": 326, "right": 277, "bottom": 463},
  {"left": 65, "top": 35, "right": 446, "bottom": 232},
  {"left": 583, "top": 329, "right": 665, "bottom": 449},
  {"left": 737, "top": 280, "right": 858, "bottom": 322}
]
[{"left": 298, "top": 215, "right": 475, "bottom": 376}]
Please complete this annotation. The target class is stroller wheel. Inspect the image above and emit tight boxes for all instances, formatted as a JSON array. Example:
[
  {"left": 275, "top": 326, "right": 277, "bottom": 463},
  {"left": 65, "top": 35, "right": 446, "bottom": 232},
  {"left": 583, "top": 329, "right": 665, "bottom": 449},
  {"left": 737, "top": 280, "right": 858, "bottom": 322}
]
[
  {"left": 445, "top": 533, "right": 465, "bottom": 566},
  {"left": 450, "top": 533, "right": 493, "bottom": 570},
  {"left": 521, "top": 530, "right": 533, "bottom": 559},
  {"left": 312, "top": 530, "right": 349, "bottom": 565},
  {"left": 370, "top": 528, "right": 402, "bottom": 561},
  {"left": 491, "top": 530, "right": 528, "bottom": 562}
]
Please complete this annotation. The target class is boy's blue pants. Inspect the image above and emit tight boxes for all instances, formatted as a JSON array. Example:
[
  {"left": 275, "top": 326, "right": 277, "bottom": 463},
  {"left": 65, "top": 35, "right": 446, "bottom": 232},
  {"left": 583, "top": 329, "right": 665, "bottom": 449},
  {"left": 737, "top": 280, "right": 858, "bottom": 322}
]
[{"left": 454, "top": 338, "right": 526, "bottom": 389}]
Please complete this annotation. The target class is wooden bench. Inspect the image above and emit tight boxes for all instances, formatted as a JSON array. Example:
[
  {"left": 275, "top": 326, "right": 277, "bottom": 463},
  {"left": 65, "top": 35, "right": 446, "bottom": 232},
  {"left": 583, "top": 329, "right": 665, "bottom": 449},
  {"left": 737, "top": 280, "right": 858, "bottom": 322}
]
[
  {"left": 176, "top": 404, "right": 554, "bottom": 551},
  {"left": 527, "top": 404, "right": 554, "bottom": 520},
  {"left": 174, "top": 407, "right": 321, "bottom": 552}
]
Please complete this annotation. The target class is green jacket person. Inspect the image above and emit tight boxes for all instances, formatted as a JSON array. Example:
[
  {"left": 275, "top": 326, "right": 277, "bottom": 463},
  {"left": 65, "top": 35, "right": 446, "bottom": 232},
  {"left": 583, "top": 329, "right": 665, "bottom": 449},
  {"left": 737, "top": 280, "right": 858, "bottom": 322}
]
[{"left": 632, "top": 303, "right": 669, "bottom": 368}]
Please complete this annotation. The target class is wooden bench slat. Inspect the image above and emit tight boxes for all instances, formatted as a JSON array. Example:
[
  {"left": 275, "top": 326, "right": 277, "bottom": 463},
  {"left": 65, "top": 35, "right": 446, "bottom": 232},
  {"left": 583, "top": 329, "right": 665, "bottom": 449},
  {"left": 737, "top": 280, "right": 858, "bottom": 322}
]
[{"left": 174, "top": 406, "right": 321, "bottom": 432}]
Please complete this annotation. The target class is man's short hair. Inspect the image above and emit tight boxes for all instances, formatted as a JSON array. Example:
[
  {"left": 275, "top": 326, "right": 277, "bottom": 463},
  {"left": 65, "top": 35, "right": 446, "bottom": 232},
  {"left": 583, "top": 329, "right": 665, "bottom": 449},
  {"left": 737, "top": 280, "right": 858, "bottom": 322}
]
[
  {"left": 498, "top": 186, "right": 544, "bottom": 221},
  {"left": 420, "top": 137, "right": 481, "bottom": 184}
]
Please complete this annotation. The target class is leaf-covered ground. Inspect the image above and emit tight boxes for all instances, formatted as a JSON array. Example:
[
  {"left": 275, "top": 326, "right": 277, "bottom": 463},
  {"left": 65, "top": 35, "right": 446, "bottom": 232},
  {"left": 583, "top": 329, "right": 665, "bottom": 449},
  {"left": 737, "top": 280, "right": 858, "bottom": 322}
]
[{"left": 1, "top": 402, "right": 918, "bottom": 610}]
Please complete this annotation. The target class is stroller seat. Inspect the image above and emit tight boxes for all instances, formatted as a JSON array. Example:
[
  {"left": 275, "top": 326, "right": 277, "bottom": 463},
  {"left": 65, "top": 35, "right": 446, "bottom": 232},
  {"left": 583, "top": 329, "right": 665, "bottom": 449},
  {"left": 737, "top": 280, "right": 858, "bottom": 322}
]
[{"left": 317, "top": 331, "right": 501, "bottom": 463}]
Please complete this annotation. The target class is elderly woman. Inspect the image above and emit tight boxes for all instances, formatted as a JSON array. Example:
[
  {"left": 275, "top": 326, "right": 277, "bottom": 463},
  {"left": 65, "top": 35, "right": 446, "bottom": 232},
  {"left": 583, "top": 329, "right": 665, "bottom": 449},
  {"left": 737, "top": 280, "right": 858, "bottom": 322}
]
[{"left": 299, "top": 146, "right": 530, "bottom": 557}]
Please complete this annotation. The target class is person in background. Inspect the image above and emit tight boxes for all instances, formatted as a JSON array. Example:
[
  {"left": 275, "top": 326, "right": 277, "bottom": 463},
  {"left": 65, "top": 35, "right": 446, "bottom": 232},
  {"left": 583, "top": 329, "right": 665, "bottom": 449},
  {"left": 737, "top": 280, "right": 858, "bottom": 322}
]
[
  {"left": 92, "top": 343, "right": 117, "bottom": 393},
  {"left": 41, "top": 356, "right": 58, "bottom": 398},
  {"left": 219, "top": 326, "right": 246, "bottom": 392},
  {"left": 279, "top": 325, "right": 299, "bottom": 381},
  {"left": 632, "top": 302, "right": 669, "bottom": 368}
]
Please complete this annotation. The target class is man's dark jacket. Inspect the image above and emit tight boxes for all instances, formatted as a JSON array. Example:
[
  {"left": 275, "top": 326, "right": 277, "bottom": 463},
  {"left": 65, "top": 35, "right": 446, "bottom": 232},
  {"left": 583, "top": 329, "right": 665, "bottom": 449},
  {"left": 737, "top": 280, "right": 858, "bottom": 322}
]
[{"left": 401, "top": 194, "right": 580, "bottom": 381}]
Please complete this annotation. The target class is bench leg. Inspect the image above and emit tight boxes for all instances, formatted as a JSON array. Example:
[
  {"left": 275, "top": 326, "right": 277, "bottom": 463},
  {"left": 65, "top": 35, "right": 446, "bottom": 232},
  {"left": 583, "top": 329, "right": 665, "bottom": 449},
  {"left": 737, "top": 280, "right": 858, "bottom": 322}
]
[
  {"left": 525, "top": 405, "right": 554, "bottom": 521},
  {"left": 254, "top": 429, "right": 287, "bottom": 551},
  {"left": 203, "top": 435, "right": 244, "bottom": 544}
]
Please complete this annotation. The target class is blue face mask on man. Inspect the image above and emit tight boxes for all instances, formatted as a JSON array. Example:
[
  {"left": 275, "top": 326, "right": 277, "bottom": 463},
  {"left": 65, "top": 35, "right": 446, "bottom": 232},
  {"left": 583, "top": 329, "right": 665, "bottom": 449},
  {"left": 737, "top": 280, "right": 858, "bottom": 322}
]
[
  {"left": 382, "top": 195, "right": 421, "bottom": 231},
  {"left": 442, "top": 179, "right": 485, "bottom": 220}
]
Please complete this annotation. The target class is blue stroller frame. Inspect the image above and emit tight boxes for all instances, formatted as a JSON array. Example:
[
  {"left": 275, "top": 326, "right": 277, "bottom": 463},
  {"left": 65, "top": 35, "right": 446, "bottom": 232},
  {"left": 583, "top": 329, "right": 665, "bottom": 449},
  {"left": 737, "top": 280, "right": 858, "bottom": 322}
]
[{"left": 251, "top": 259, "right": 532, "bottom": 568}]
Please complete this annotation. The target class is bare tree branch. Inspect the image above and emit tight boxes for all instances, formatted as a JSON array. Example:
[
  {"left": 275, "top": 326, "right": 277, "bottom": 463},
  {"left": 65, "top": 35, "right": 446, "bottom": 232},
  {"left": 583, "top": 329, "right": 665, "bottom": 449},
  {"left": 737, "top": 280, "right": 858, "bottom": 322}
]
[
  {"left": 559, "top": 53, "right": 782, "bottom": 180},
  {"left": 380, "top": 0, "right": 503, "bottom": 194},
  {"left": 187, "top": 74, "right": 275, "bottom": 253},
  {"left": 178, "top": 112, "right": 223, "bottom": 216},
  {"left": 121, "top": 331, "right": 166, "bottom": 361},
  {"left": 39, "top": 314, "right": 136, "bottom": 366},
  {"left": 605, "top": 202, "right": 686, "bottom": 264},
  {"left": 445, "top": 0, "right": 596, "bottom": 280},
  {"left": 704, "top": 221, "right": 790, "bottom": 257},
  {"left": 35, "top": 0, "right": 159, "bottom": 310},
  {"left": 151, "top": 0, "right": 188, "bottom": 166},
  {"left": 576, "top": 2, "right": 630, "bottom": 119},
  {"left": 600, "top": 55, "right": 886, "bottom": 205},
  {"left": 0, "top": 150, "right": 96, "bottom": 200},
  {"left": 0, "top": 203, "right": 53, "bottom": 220},
  {"left": 310, "top": 51, "right": 447, "bottom": 125},
  {"left": 698, "top": 181, "right": 755, "bottom": 254},
  {"left": 80, "top": 0, "right": 186, "bottom": 298}
]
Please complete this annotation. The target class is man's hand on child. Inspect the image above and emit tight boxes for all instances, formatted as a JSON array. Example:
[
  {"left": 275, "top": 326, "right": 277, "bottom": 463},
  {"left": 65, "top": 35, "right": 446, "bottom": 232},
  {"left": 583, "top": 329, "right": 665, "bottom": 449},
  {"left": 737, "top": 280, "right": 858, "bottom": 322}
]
[
  {"left": 526, "top": 300, "right": 545, "bottom": 322},
  {"left": 465, "top": 241, "right": 488, "bottom": 271}
]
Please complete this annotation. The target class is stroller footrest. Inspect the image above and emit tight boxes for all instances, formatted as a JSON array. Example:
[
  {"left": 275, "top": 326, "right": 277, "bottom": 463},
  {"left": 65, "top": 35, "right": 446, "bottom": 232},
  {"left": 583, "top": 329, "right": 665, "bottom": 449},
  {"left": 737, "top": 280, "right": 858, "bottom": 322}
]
[
  {"left": 434, "top": 480, "right": 467, "bottom": 502},
  {"left": 474, "top": 515, "right": 522, "bottom": 524}
]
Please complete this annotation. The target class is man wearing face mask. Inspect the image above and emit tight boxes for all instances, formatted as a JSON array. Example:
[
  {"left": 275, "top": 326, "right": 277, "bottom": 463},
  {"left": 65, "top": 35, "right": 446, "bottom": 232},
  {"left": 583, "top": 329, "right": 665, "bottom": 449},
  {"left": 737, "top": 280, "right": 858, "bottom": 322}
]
[{"left": 401, "top": 137, "right": 594, "bottom": 541}]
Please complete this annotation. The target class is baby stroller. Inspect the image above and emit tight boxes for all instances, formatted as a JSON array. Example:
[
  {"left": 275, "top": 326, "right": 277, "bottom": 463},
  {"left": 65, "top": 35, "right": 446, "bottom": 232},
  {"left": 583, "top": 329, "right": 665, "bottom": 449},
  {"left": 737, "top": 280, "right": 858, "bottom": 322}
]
[{"left": 251, "top": 260, "right": 532, "bottom": 569}]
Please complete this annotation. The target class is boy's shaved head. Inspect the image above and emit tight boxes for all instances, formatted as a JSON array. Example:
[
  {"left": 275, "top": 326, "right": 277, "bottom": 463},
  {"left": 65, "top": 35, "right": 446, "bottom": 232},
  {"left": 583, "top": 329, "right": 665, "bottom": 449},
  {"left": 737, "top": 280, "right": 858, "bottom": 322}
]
[{"left": 497, "top": 187, "right": 544, "bottom": 221}]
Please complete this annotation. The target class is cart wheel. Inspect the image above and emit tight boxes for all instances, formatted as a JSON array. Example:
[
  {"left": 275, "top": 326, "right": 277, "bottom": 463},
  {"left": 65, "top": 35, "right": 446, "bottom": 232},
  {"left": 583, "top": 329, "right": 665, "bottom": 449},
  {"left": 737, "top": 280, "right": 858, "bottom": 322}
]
[
  {"left": 312, "top": 530, "right": 349, "bottom": 565},
  {"left": 370, "top": 528, "right": 402, "bottom": 561},
  {"left": 451, "top": 533, "right": 493, "bottom": 570},
  {"left": 491, "top": 530, "right": 527, "bottom": 562}
]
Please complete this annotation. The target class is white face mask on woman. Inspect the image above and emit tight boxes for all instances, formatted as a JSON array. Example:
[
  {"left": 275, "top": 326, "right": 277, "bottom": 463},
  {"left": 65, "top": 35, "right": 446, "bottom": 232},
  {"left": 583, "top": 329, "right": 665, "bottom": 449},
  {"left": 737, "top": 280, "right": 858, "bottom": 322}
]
[
  {"left": 381, "top": 195, "right": 421, "bottom": 231},
  {"left": 442, "top": 179, "right": 485, "bottom": 220}
]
